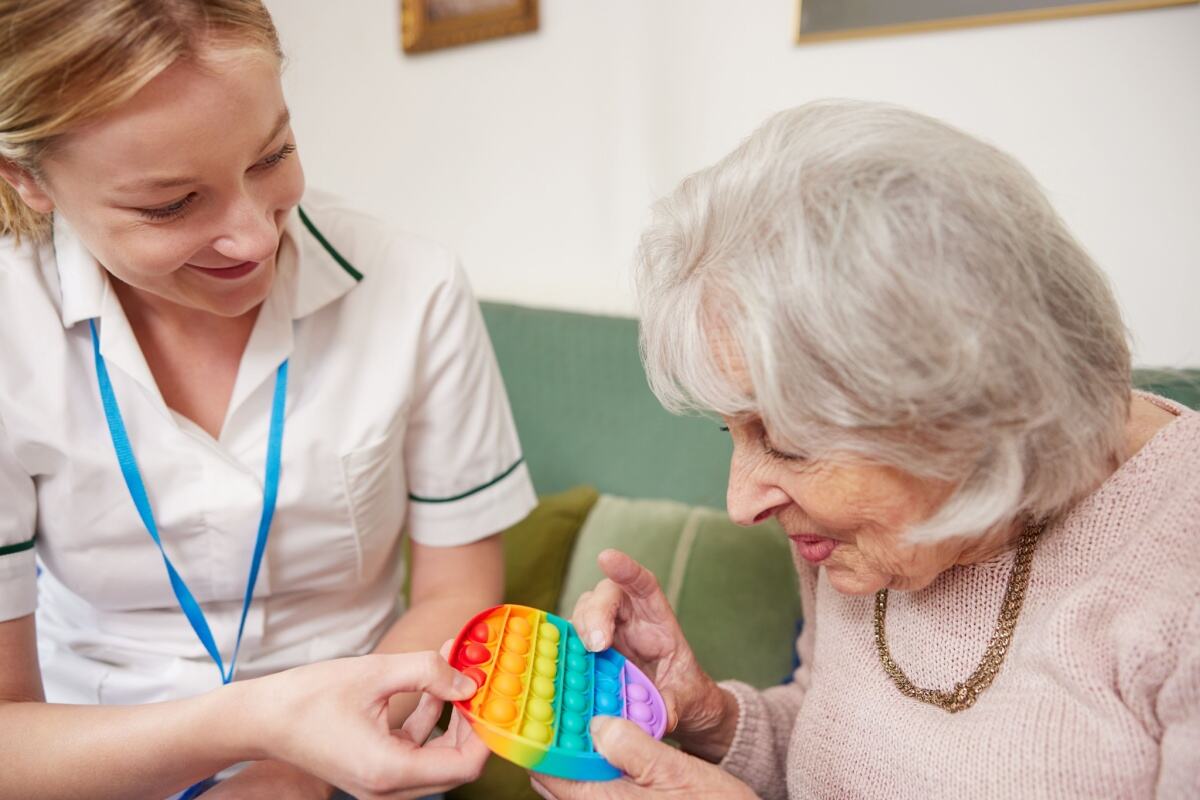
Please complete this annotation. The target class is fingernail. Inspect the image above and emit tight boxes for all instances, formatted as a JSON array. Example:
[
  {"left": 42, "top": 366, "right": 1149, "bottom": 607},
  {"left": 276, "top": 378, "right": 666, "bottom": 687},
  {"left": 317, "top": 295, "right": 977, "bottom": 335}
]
[
  {"left": 588, "top": 630, "right": 605, "bottom": 652},
  {"left": 589, "top": 715, "right": 615, "bottom": 747}
]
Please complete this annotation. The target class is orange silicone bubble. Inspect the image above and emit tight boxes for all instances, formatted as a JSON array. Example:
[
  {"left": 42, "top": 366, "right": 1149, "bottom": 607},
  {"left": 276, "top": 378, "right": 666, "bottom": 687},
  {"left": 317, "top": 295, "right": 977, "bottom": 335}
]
[
  {"left": 492, "top": 672, "right": 523, "bottom": 697},
  {"left": 498, "top": 652, "right": 526, "bottom": 674},
  {"left": 507, "top": 616, "right": 532, "bottom": 636},
  {"left": 483, "top": 697, "right": 518, "bottom": 725},
  {"left": 503, "top": 634, "right": 530, "bottom": 655}
]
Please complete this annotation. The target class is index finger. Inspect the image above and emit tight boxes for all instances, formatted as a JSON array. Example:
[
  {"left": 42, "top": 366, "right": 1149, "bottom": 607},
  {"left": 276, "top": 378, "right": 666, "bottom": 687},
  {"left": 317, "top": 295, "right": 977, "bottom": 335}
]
[
  {"left": 597, "top": 549, "right": 663, "bottom": 601},
  {"left": 571, "top": 578, "right": 624, "bottom": 652},
  {"left": 369, "top": 651, "right": 477, "bottom": 702}
]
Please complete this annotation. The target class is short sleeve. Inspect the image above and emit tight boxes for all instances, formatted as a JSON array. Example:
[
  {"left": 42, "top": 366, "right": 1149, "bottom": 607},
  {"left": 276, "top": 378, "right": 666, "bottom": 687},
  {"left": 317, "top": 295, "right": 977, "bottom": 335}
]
[
  {"left": 403, "top": 259, "right": 536, "bottom": 546},
  {"left": 0, "top": 415, "right": 38, "bottom": 621}
]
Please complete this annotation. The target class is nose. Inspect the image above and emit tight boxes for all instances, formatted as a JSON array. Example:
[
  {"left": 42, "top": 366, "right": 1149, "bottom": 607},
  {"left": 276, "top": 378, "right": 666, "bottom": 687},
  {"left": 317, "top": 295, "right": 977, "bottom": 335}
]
[
  {"left": 726, "top": 447, "right": 791, "bottom": 527},
  {"left": 211, "top": 194, "right": 279, "bottom": 264}
]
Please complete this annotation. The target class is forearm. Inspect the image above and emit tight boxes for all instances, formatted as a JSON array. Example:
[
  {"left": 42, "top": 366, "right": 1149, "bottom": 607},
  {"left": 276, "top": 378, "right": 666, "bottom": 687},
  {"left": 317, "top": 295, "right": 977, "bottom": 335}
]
[
  {"left": 371, "top": 534, "right": 504, "bottom": 727},
  {"left": 0, "top": 682, "right": 261, "bottom": 799},
  {"left": 374, "top": 587, "right": 502, "bottom": 727}
]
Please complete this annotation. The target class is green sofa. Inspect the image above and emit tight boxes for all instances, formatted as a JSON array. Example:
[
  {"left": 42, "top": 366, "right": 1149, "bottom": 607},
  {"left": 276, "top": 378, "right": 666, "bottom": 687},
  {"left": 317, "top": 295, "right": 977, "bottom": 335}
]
[{"left": 449, "top": 301, "right": 1199, "bottom": 799}]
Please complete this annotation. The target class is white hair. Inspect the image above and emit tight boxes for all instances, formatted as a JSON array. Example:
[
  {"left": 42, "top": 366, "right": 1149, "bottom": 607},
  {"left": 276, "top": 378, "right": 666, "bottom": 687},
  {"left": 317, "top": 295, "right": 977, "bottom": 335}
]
[{"left": 636, "top": 100, "right": 1131, "bottom": 543}]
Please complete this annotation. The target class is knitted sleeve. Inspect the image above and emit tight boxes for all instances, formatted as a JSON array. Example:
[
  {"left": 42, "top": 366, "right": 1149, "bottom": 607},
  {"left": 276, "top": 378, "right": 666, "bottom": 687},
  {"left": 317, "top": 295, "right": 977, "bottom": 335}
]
[
  {"left": 717, "top": 563, "right": 817, "bottom": 800},
  {"left": 1154, "top": 584, "right": 1200, "bottom": 798}
]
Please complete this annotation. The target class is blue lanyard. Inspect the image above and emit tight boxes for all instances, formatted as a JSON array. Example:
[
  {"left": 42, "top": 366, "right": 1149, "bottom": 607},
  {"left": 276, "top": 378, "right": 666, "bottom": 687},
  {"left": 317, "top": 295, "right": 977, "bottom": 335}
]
[{"left": 88, "top": 319, "right": 287, "bottom": 685}]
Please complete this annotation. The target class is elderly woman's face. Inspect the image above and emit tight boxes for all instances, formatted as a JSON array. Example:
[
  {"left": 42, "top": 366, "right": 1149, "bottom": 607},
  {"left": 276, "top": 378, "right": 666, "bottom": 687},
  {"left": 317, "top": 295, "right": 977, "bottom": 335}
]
[
  {"left": 716, "top": 333, "right": 972, "bottom": 594},
  {"left": 722, "top": 415, "right": 970, "bottom": 594}
]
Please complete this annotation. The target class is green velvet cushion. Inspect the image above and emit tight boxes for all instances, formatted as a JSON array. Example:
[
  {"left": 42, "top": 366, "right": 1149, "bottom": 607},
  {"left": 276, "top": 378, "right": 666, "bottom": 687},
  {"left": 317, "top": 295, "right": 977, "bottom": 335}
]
[
  {"left": 558, "top": 495, "right": 802, "bottom": 690},
  {"left": 403, "top": 485, "right": 598, "bottom": 607},
  {"left": 502, "top": 485, "right": 599, "bottom": 609}
]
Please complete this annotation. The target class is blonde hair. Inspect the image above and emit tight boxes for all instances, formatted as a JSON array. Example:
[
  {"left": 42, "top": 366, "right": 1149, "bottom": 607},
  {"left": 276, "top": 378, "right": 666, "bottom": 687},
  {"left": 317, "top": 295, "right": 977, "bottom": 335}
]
[
  {"left": 0, "top": 0, "right": 282, "bottom": 242},
  {"left": 638, "top": 100, "right": 1132, "bottom": 543}
]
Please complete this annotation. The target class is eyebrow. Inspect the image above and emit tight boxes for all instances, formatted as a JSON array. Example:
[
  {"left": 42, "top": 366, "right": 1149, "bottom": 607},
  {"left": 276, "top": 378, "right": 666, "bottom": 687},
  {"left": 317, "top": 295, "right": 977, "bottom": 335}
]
[{"left": 113, "top": 108, "right": 291, "bottom": 194}]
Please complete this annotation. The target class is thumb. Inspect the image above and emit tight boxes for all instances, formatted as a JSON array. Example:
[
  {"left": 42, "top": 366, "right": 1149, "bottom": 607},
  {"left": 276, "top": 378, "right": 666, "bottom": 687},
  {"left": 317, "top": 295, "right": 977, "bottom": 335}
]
[
  {"left": 368, "top": 651, "right": 478, "bottom": 702},
  {"left": 589, "top": 716, "right": 682, "bottom": 785}
]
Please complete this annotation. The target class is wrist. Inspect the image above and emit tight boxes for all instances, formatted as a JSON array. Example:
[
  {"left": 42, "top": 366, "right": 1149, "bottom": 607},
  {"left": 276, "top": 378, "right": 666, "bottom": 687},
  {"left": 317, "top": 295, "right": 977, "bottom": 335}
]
[
  {"left": 249, "top": 759, "right": 336, "bottom": 800},
  {"left": 674, "top": 682, "right": 739, "bottom": 763},
  {"left": 216, "top": 677, "right": 275, "bottom": 762}
]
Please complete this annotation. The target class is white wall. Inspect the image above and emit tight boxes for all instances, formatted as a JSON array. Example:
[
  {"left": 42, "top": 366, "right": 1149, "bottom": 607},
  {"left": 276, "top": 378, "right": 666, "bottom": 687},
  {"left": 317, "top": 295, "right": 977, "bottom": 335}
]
[{"left": 267, "top": 0, "right": 1200, "bottom": 366}]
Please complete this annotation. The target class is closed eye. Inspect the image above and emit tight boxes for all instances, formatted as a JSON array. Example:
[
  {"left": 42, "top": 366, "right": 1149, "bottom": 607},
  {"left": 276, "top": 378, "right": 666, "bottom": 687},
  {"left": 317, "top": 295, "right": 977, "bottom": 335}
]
[
  {"left": 137, "top": 192, "right": 197, "bottom": 221},
  {"left": 253, "top": 142, "right": 296, "bottom": 171}
]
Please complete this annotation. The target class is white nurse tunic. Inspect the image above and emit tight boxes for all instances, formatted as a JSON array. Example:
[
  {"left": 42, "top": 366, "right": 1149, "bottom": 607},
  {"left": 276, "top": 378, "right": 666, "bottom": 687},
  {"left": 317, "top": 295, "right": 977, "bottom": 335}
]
[{"left": 0, "top": 188, "right": 535, "bottom": 705}]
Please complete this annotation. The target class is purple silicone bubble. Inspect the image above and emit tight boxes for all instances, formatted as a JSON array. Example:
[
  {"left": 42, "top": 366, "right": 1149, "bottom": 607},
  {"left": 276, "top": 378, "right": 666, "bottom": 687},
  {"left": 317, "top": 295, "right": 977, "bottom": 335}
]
[{"left": 619, "top": 663, "right": 667, "bottom": 739}]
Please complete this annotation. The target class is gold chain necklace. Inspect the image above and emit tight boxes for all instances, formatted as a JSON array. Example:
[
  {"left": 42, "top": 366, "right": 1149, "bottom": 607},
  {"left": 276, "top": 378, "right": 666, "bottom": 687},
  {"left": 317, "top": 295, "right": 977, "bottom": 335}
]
[{"left": 873, "top": 522, "right": 1045, "bottom": 713}]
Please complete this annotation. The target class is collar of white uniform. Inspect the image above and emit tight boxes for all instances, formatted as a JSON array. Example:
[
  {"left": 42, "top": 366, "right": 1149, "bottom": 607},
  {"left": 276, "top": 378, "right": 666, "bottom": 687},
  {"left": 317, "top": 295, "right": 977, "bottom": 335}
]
[
  {"left": 53, "top": 202, "right": 362, "bottom": 331},
  {"left": 54, "top": 203, "right": 363, "bottom": 435}
]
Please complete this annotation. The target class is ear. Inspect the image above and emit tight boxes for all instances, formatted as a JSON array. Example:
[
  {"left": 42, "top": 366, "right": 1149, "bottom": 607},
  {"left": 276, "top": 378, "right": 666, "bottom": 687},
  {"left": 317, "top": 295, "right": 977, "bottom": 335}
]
[{"left": 0, "top": 159, "right": 55, "bottom": 213}]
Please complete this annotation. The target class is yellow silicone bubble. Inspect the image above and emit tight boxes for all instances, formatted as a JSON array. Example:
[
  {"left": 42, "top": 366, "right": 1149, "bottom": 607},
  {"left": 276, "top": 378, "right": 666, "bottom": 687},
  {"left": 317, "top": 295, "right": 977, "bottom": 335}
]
[
  {"left": 527, "top": 697, "right": 554, "bottom": 722},
  {"left": 543, "top": 623, "right": 561, "bottom": 642},
  {"left": 534, "top": 656, "right": 557, "bottom": 678},
  {"left": 521, "top": 719, "right": 552, "bottom": 743},
  {"left": 536, "top": 639, "right": 557, "bottom": 658},
  {"left": 492, "top": 672, "right": 523, "bottom": 697},
  {"left": 531, "top": 676, "right": 556, "bottom": 699}
]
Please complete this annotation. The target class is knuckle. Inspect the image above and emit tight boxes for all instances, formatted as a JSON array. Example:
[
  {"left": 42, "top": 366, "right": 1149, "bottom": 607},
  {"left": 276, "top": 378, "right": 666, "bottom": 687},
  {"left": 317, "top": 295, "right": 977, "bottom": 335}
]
[{"left": 418, "top": 651, "right": 446, "bottom": 682}]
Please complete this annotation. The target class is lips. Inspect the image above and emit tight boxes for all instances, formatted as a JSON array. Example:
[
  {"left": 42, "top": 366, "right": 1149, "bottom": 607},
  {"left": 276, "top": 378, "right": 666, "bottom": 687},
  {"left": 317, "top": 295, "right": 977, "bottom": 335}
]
[
  {"left": 788, "top": 534, "right": 838, "bottom": 564},
  {"left": 188, "top": 260, "right": 260, "bottom": 280}
]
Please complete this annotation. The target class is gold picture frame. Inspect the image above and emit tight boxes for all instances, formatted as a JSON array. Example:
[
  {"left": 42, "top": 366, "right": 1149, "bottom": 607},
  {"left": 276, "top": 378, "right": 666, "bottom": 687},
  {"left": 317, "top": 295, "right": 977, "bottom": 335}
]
[
  {"left": 402, "top": 0, "right": 538, "bottom": 54},
  {"left": 795, "top": 0, "right": 1198, "bottom": 45}
]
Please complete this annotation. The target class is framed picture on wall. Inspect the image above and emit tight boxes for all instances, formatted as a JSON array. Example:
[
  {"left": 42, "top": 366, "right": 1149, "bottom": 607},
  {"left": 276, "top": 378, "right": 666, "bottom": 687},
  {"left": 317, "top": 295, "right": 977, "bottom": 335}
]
[
  {"left": 401, "top": 0, "right": 538, "bottom": 54},
  {"left": 795, "top": 0, "right": 1198, "bottom": 44}
]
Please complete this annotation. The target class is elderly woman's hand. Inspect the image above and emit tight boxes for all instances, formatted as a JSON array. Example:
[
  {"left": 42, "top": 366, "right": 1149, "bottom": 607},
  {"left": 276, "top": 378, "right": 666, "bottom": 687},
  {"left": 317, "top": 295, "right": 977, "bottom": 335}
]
[
  {"left": 529, "top": 717, "right": 757, "bottom": 800},
  {"left": 570, "top": 550, "right": 738, "bottom": 758}
]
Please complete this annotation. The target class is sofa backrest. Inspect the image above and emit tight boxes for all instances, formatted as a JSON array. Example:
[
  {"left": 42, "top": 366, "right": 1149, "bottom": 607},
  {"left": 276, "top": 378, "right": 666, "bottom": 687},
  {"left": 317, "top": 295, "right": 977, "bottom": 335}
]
[
  {"left": 481, "top": 301, "right": 732, "bottom": 507},
  {"left": 481, "top": 301, "right": 1200, "bottom": 506}
]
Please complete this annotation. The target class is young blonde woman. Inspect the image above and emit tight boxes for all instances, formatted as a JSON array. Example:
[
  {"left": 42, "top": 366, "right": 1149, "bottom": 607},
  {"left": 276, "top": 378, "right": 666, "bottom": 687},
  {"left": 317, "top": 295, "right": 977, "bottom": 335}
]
[{"left": 0, "top": 2, "right": 535, "bottom": 798}]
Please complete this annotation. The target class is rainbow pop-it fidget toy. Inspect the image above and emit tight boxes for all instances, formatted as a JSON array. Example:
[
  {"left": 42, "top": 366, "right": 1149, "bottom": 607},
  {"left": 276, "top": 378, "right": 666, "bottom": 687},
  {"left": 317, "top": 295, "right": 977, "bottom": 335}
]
[{"left": 450, "top": 604, "right": 667, "bottom": 781}]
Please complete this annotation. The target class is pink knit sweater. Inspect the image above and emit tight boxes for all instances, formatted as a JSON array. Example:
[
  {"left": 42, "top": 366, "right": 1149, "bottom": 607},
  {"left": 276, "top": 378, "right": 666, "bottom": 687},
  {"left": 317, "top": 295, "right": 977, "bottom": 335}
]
[{"left": 718, "top": 397, "right": 1200, "bottom": 799}]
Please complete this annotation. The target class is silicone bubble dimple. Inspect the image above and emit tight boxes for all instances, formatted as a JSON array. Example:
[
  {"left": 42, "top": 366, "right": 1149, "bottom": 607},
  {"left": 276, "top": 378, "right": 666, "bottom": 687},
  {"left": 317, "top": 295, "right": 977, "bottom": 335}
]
[{"left": 450, "top": 604, "right": 667, "bottom": 782}]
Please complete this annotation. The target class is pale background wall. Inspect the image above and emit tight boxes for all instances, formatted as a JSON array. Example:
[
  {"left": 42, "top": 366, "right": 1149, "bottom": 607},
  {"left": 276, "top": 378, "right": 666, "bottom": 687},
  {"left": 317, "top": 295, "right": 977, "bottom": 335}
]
[{"left": 266, "top": 0, "right": 1200, "bottom": 366}]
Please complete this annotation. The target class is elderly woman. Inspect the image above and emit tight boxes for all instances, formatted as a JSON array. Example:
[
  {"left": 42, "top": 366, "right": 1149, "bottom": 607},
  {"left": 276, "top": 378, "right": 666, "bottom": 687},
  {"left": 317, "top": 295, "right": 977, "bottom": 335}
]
[{"left": 534, "top": 101, "right": 1199, "bottom": 800}]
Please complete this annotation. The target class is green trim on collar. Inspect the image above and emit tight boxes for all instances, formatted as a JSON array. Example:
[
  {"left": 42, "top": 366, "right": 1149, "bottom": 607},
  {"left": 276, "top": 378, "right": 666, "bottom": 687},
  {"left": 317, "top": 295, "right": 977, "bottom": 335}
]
[
  {"left": 0, "top": 534, "right": 35, "bottom": 558},
  {"left": 409, "top": 457, "right": 525, "bottom": 504},
  {"left": 298, "top": 206, "right": 363, "bottom": 282}
]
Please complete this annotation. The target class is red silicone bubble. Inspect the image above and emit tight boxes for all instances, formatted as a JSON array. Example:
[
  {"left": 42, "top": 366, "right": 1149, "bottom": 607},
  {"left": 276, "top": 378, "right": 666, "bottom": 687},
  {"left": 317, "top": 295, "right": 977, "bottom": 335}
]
[
  {"left": 462, "top": 643, "right": 491, "bottom": 665},
  {"left": 470, "top": 622, "right": 491, "bottom": 642},
  {"left": 462, "top": 667, "right": 487, "bottom": 688}
]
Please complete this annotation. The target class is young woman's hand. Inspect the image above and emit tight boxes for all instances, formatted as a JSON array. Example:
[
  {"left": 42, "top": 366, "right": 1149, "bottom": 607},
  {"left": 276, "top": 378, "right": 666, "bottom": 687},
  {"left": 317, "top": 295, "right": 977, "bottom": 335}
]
[
  {"left": 528, "top": 717, "right": 757, "bottom": 800},
  {"left": 568, "top": 550, "right": 737, "bottom": 758},
  {"left": 240, "top": 649, "right": 488, "bottom": 799}
]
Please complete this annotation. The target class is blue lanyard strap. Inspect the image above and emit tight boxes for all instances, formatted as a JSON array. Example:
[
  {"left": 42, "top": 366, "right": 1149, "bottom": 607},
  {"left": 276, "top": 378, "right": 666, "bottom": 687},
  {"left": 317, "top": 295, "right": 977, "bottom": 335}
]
[{"left": 88, "top": 319, "right": 287, "bottom": 685}]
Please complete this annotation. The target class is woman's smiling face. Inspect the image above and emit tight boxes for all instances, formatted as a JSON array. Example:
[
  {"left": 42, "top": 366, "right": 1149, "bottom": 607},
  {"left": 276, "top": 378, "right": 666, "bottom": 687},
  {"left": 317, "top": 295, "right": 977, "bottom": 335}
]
[{"left": 27, "top": 44, "right": 304, "bottom": 318}]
